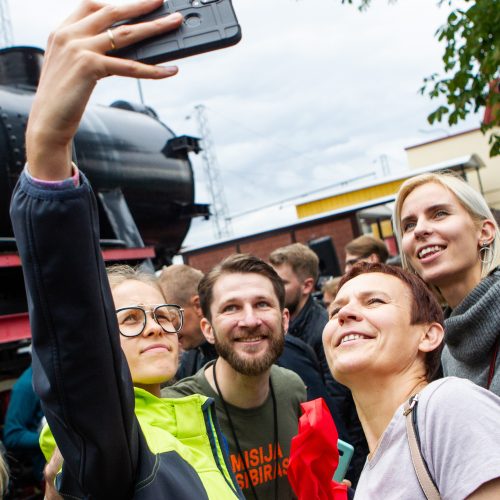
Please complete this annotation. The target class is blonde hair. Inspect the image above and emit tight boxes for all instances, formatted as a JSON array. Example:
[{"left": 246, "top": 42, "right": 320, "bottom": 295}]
[
  {"left": 269, "top": 243, "right": 319, "bottom": 282},
  {"left": 106, "top": 264, "right": 165, "bottom": 298},
  {"left": 393, "top": 172, "right": 500, "bottom": 279},
  {"left": 158, "top": 265, "right": 203, "bottom": 305}
]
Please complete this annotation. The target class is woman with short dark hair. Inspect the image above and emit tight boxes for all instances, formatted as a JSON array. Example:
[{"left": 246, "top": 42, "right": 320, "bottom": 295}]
[{"left": 323, "top": 262, "right": 500, "bottom": 498}]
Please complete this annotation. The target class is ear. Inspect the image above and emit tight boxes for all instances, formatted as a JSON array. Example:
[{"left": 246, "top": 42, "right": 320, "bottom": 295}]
[
  {"left": 191, "top": 294, "right": 203, "bottom": 318},
  {"left": 200, "top": 317, "right": 215, "bottom": 345},
  {"left": 478, "top": 219, "right": 496, "bottom": 247},
  {"left": 418, "top": 323, "right": 444, "bottom": 354},
  {"left": 281, "top": 308, "right": 290, "bottom": 334},
  {"left": 302, "top": 277, "right": 315, "bottom": 295}
]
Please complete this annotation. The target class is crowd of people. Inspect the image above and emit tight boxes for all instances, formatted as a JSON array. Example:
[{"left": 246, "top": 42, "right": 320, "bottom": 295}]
[{"left": 1, "top": 0, "right": 500, "bottom": 498}]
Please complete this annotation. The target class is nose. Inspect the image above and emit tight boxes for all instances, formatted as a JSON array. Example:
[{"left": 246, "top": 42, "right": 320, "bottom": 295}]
[
  {"left": 142, "top": 311, "right": 164, "bottom": 337},
  {"left": 238, "top": 304, "right": 262, "bottom": 328},
  {"left": 337, "top": 303, "right": 362, "bottom": 326},
  {"left": 413, "top": 216, "right": 432, "bottom": 239}
]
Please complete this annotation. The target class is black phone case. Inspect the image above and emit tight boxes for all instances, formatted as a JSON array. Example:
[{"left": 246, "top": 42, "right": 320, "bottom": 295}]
[{"left": 111, "top": 0, "right": 241, "bottom": 65}]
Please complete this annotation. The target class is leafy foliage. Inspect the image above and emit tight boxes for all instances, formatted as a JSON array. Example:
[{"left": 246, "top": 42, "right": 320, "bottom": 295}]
[
  {"left": 340, "top": 0, "right": 500, "bottom": 156},
  {"left": 421, "top": 0, "right": 500, "bottom": 157}
]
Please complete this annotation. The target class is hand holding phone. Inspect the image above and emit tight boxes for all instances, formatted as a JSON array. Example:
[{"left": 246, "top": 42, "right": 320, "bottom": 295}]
[
  {"left": 333, "top": 439, "right": 354, "bottom": 483},
  {"left": 111, "top": 0, "right": 241, "bottom": 65}
]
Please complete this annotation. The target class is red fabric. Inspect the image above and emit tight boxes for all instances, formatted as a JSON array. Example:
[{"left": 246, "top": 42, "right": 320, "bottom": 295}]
[{"left": 288, "top": 398, "right": 348, "bottom": 500}]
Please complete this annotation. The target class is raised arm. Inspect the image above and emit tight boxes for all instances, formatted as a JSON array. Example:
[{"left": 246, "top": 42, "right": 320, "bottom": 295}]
[{"left": 26, "top": 0, "right": 181, "bottom": 180}]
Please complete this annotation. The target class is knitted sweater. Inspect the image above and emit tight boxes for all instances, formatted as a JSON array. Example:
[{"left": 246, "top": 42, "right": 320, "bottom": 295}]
[{"left": 442, "top": 267, "right": 500, "bottom": 396}]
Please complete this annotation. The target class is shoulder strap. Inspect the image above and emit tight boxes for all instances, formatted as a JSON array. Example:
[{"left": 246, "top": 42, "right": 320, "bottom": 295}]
[{"left": 404, "top": 395, "right": 441, "bottom": 500}]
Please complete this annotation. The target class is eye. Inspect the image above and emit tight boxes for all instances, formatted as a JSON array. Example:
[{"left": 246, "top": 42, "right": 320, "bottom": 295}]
[
  {"left": 367, "top": 297, "right": 385, "bottom": 306},
  {"left": 256, "top": 300, "right": 271, "bottom": 308},
  {"left": 118, "top": 311, "right": 141, "bottom": 324},
  {"left": 222, "top": 304, "right": 238, "bottom": 313},
  {"left": 402, "top": 220, "right": 416, "bottom": 233},
  {"left": 434, "top": 209, "right": 448, "bottom": 219},
  {"left": 329, "top": 307, "right": 340, "bottom": 319}
]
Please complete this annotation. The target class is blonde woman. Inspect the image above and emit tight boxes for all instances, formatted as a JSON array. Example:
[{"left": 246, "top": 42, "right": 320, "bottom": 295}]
[{"left": 394, "top": 172, "right": 500, "bottom": 394}]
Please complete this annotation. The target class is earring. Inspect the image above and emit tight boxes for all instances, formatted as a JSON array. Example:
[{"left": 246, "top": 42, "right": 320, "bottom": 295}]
[{"left": 479, "top": 241, "right": 493, "bottom": 265}]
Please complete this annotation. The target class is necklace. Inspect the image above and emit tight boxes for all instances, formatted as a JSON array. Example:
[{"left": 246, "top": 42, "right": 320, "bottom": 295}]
[{"left": 212, "top": 360, "right": 279, "bottom": 500}]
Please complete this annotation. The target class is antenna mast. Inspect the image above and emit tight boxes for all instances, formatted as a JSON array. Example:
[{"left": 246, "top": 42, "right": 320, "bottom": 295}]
[{"left": 194, "top": 104, "right": 233, "bottom": 239}]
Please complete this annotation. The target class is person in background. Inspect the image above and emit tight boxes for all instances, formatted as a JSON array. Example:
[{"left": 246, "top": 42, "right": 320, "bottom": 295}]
[
  {"left": 394, "top": 172, "right": 500, "bottom": 394},
  {"left": 269, "top": 243, "right": 368, "bottom": 486},
  {"left": 159, "top": 264, "right": 217, "bottom": 379},
  {"left": 3, "top": 365, "right": 45, "bottom": 484},
  {"left": 344, "top": 235, "right": 389, "bottom": 274},
  {"left": 321, "top": 277, "right": 342, "bottom": 310},
  {"left": 323, "top": 262, "right": 500, "bottom": 498},
  {"left": 163, "top": 254, "right": 306, "bottom": 499}
]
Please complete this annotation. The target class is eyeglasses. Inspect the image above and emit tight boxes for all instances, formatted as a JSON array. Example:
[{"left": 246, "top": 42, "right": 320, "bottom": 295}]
[{"left": 115, "top": 304, "right": 184, "bottom": 337}]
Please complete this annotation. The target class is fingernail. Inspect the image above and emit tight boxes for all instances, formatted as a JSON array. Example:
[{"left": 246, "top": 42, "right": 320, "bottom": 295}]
[{"left": 168, "top": 12, "right": 183, "bottom": 22}]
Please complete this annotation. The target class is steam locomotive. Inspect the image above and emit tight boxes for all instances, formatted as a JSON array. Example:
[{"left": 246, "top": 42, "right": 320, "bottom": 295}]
[{"left": 0, "top": 46, "right": 209, "bottom": 375}]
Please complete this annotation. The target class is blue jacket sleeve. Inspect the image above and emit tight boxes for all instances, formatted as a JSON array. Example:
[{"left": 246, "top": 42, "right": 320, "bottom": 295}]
[
  {"left": 10, "top": 172, "right": 139, "bottom": 498},
  {"left": 3, "top": 366, "right": 42, "bottom": 450}
]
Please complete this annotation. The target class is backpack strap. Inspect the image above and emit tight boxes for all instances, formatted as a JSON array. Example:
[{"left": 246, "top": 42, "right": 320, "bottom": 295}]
[{"left": 403, "top": 395, "right": 441, "bottom": 500}]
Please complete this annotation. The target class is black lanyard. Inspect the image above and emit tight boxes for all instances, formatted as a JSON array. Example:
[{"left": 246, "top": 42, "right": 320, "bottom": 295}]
[{"left": 212, "top": 360, "right": 279, "bottom": 500}]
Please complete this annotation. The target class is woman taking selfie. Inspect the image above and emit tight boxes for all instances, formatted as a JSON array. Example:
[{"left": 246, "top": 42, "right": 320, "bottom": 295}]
[
  {"left": 10, "top": 1, "right": 242, "bottom": 498},
  {"left": 393, "top": 172, "right": 500, "bottom": 394}
]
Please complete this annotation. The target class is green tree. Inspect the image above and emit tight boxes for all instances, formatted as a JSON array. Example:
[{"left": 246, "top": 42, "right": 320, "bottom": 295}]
[{"left": 342, "top": 0, "right": 500, "bottom": 156}]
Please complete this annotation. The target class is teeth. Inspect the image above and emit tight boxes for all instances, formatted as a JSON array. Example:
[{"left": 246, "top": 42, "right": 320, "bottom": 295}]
[
  {"left": 340, "top": 334, "right": 367, "bottom": 344},
  {"left": 418, "top": 245, "right": 443, "bottom": 259},
  {"left": 237, "top": 336, "right": 264, "bottom": 342}
]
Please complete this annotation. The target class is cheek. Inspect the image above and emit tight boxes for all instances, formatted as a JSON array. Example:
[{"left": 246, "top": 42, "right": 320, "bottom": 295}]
[{"left": 322, "top": 321, "right": 335, "bottom": 352}]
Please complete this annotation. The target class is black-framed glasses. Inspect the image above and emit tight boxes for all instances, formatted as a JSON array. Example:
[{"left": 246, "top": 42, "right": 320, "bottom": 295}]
[{"left": 115, "top": 304, "right": 184, "bottom": 337}]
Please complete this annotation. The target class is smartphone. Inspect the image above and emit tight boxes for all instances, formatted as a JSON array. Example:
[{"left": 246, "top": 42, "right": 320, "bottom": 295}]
[
  {"left": 333, "top": 439, "right": 354, "bottom": 483},
  {"left": 111, "top": 0, "right": 241, "bottom": 65}
]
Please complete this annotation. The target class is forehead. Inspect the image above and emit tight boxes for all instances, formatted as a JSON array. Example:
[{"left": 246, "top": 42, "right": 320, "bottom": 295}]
[
  {"left": 212, "top": 272, "right": 277, "bottom": 303},
  {"left": 336, "top": 272, "right": 411, "bottom": 305},
  {"left": 345, "top": 251, "right": 361, "bottom": 260},
  {"left": 273, "top": 262, "right": 297, "bottom": 280},
  {"left": 112, "top": 279, "right": 165, "bottom": 309},
  {"left": 401, "top": 182, "right": 459, "bottom": 216}
]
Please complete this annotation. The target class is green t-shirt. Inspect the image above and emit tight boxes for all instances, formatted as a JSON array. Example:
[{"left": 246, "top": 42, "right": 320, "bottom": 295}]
[{"left": 163, "top": 365, "right": 306, "bottom": 499}]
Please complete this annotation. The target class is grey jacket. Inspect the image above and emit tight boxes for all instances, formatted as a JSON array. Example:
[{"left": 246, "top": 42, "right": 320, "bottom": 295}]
[{"left": 443, "top": 267, "right": 500, "bottom": 396}]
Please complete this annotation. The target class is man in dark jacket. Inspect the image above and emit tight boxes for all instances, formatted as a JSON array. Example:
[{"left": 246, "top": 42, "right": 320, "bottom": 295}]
[{"left": 270, "top": 243, "right": 368, "bottom": 485}]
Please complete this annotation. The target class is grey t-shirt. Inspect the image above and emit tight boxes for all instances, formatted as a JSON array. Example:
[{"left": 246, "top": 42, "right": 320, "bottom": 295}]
[{"left": 355, "top": 377, "right": 500, "bottom": 499}]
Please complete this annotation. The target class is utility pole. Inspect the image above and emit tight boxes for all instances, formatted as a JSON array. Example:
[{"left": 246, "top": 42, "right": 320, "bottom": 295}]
[
  {"left": 193, "top": 104, "right": 233, "bottom": 239},
  {"left": 0, "top": 0, "right": 14, "bottom": 48}
]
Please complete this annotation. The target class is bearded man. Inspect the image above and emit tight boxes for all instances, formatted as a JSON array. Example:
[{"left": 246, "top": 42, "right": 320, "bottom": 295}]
[{"left": 163, "top": 254, "right": 306, "bottom": 499}]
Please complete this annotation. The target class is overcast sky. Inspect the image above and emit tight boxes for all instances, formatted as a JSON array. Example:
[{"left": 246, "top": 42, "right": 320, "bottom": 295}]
[{"left": 7, "top": 0, "right": 479, "bottom": 248}]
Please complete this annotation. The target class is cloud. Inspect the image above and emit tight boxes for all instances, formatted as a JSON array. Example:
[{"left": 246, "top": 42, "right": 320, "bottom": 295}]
[{"left": 7, "top": 0, "right": 482, "bottom": 250}]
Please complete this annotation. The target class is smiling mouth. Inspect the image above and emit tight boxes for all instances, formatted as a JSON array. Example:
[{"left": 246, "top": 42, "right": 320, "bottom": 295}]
[
  {"left": 338, "top": 333, "right": 371, "bottom": 346},
  {"left": 418, "top": 245, "right": 445, "bottom": 259},
  {"left": 235, "top": 336, "right": 267, "bottom": 343}
]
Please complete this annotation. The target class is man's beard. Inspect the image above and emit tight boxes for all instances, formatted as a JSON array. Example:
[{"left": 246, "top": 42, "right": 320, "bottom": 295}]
[
  {"left": 285, "top": 288, "right": 301, "bottom": 317},
  {"left": 213, "top": 325, "right": 285, "bottom": 376}
]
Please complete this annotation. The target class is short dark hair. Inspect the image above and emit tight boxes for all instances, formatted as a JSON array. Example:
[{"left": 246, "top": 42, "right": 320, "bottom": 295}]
[
  {"left": 198, "top": 253, "right": 285, "bottom": 320},
  {"left": 345, "top": 235, "right": 389, "bottom": 263},
  {"left": 269, "top": 243, "right": 319, "bottom": 282},
  {"left": 337, "top": 262, "right": 443, "bottom": 381}
]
